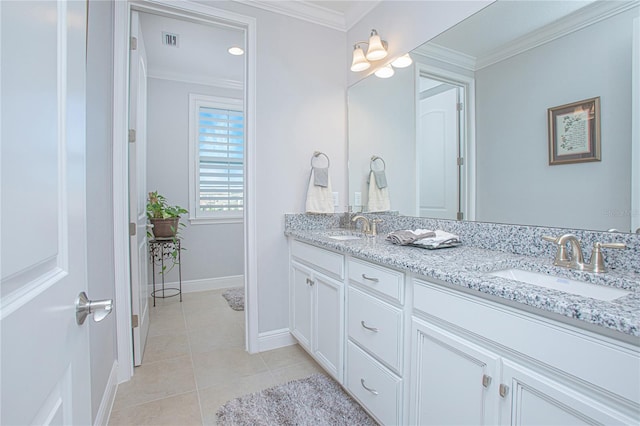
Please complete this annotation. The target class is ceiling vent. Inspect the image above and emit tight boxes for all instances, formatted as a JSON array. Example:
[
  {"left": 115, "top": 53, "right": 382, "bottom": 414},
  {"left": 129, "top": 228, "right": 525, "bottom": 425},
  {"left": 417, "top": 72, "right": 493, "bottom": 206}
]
[{"left": 162, "top": 32, "right": 179, "bottom": 47}]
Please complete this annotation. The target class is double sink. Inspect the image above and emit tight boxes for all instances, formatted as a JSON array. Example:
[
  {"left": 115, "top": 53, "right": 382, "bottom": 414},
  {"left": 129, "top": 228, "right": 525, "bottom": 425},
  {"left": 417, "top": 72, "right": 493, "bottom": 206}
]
[{"left": 323, "top": 230, "right": 630, "bottom": 302}]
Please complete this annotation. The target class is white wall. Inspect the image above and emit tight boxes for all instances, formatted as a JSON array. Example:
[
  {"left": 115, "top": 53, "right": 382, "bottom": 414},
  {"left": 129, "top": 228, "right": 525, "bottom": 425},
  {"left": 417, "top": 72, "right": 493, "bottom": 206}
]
[
  {"left": 347, "top": 1, "right": 492, "bottom": 87},
  {"left": 146, "top": 78, "right": 244, "bottom": 286},
  {"left": 194, "top": 1, "right": 347, "bottom": 333},
  {"left": 476, "top": 8, "right": 636, "bottom": 231},
  {"left": 86, "top": 0, "right": 117, "bottom": 421}
]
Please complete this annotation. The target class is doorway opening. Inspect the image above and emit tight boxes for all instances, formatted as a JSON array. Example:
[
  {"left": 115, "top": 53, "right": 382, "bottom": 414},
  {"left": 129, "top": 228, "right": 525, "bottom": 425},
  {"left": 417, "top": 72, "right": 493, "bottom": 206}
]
[{"left": 114, "top": 1, "right": 257, "bottom": 382}]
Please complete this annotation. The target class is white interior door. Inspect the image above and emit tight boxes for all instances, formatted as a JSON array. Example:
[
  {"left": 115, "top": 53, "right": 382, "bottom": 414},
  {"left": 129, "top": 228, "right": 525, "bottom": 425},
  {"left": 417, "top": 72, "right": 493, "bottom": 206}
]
[
  {"left": 1, "top": 1, "right": 92, "bottom": 424},
  {"left": 417, "top": 81, "right": 459, "bottom": 219},
  {"left": 129, "top": 10, "right": 150, "bottom": 366}
]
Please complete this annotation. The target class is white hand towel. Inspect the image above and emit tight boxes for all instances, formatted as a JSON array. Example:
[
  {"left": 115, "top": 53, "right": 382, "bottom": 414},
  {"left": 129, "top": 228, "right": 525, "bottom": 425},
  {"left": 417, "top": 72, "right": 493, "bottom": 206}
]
[
  {"left": 305, "top": 169, "right": 335, "bottom": 213},
  {"left": 367, "top": 170, "right": 390, "bottom": 212}
]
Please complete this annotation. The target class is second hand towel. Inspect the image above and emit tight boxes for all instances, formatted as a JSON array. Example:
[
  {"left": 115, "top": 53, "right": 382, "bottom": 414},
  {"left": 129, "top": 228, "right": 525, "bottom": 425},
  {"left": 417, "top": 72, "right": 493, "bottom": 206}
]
[{"left": 367, "top": 170, "right": 390, "bottom": 212}]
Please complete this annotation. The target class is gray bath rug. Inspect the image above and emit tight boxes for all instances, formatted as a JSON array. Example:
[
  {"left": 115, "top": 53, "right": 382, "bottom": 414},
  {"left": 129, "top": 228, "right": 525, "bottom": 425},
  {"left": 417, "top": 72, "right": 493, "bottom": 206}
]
[
  {"left": 222, "top": 287, "right": 244, "bottom": 311},
  {"left": 215, "top": 373, "right": 377, "bottom": 426}
]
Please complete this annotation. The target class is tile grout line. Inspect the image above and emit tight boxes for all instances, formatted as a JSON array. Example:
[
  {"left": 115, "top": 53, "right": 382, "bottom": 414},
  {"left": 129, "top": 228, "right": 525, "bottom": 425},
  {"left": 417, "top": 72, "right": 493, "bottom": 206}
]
[{"left": 182, "top": 297, "right": 207, "bottom": 426}]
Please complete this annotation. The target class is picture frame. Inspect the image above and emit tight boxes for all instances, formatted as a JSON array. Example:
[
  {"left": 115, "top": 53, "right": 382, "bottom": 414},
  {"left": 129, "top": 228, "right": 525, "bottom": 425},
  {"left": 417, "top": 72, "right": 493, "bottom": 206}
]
[{"left": 548, "top": 97, "right": 601, "bottom": 165}]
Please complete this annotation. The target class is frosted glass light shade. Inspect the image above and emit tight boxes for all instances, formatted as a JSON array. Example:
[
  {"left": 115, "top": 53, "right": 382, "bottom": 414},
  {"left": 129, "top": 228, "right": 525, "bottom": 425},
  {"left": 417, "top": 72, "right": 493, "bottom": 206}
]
[
  {"left": 350, "top": 46, "right": 370, "bottom": 72},
  {"left": 391, "top": 53, "right": 412, "bottom": 68},
  {"left": 374, "top": 64, "right": 394, "bottom": 78},
  {"left": 366, "top": 30, "right": 387, "bottom": 61}
]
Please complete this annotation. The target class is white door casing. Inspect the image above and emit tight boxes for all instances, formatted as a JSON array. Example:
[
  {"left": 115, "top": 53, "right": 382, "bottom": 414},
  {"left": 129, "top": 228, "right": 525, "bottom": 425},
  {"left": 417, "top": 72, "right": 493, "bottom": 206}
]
[
  {"left": 113, "top": 0, "right": 258, "bottom": 382},
  {"left": 129, "top": 10, "right": 151, "bottom": 367},
  {"left": 1, "top": 1, "right": 92, "bottom": 424}
]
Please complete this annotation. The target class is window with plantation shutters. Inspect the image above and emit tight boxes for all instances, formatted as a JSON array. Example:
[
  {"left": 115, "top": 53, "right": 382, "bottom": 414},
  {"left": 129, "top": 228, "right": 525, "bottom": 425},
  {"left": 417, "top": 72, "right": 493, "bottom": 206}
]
[{"left": 188, "top": 94, "right": 244, "bottom": 223}]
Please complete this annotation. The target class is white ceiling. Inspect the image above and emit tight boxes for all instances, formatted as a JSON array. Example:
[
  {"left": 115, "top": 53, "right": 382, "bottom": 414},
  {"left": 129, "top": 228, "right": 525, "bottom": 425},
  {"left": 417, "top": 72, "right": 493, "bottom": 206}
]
[{"left": 139, "top": 11, "right": 245, "bottom": 88}]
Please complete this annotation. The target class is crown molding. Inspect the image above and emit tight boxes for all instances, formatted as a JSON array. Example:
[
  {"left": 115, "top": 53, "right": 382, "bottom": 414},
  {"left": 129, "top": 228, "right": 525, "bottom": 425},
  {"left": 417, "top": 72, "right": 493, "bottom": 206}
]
[
  {"left": 147, "top": 69, "right": 243, "bottom": 90},
  {"left": 233, "top": 0, "right": 345, "bottom": 30},
  {"left": 413, "top": 43, "right": 477, "bottom": 71},
  {"left": 476, "top": 0, "right": 639, "bottom": 70},
  {"left": 416, "top": 0, "right": 638, "bottom": 72},
  {"left": 231, "top": 0, "right": 381, "bottom": 31}
]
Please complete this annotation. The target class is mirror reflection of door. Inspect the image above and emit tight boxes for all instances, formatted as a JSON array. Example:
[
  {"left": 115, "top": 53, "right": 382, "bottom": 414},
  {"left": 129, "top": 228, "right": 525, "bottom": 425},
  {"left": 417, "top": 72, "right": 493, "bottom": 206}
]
[{"left": 417, "top": 76, "right": 464, "bottom": 220}]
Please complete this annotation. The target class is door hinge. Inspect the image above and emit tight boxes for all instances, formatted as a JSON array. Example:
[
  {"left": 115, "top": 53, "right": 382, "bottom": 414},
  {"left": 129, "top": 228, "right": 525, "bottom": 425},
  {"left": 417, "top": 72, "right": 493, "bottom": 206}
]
[
  {"left": 132, "top": 314, "right": 139, "bottom": 328},
  {"left": 128, "top": 129, "right": 136, "bottom": 143},
  {"left": 129, "top": 222, "right": 136, "bottom": 236},
  {"left": 130, "top": 36, "right": 137, "bottom": 51},
  {"left": 457, "top": 212, "right": 464, "bottom": 220},
  {"left": 457, "top": 157, "right": 464, "bottom": 166},
  {"left": 457, "top": 102, "right": 463, "bottom": 111}
]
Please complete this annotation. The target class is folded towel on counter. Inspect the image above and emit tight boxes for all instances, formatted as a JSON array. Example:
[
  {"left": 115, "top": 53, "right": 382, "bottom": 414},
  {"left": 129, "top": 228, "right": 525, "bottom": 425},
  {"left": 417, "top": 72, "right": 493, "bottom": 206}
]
[
  {"left": 367, "top": 170, "right": 390, "bottom": 212},
  {"left": 386, "top": 229, "right": 436, "bottom": 245},
  {"left": 305, "top": 168, "right": 335, "bottom": 213},
  {"left": 386, "top": 229, "right": 461, "bottom": 249},
  {"left": 313, "top": 167, "right": 329, "bottom": 187}
]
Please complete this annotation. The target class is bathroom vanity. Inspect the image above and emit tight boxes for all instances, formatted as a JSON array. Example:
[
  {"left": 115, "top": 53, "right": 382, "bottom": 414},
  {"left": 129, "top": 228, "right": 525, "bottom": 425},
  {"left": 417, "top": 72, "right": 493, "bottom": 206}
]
[{"left": 286, "top": 214, "right": 640, "bottom": 425}]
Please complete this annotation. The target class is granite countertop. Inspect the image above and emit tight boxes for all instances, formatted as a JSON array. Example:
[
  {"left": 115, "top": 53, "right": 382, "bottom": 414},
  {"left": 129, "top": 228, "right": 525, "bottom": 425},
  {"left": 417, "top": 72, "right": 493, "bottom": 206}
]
[{"left": 286, "top": 228, "right": 640, "bottom": 342}]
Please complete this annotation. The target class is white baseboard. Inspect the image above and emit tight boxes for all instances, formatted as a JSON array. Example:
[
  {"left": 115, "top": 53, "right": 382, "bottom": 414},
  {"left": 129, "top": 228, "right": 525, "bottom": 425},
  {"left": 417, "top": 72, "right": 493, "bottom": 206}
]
[
  {"left": 94, "top": 360, "right": 118, "bottom": 426},
  {"left": 147, "top": 275, "right": 243, "bottom": 295},
  {"left": 258, "top": 328, "right": 296, "bottom": 352}
]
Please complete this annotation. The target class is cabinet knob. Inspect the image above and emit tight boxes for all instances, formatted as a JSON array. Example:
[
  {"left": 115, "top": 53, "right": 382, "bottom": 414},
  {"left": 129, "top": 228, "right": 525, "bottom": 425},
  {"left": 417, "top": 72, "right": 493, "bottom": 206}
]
[
  {"left": 306, "top": 278, "right": 314, "bottom": 286},
  {"left": 499, "top": 383, "right": 509, "bottom": 398},
  {"left": 360, "top": 378, "right": 379, "bottom": 395},
  {"left": 482, "top": 374, "right": 492, "bottom": 388},
  {"left": 361, "top": 274, "right": 379, "bottom": 282},
  {"left": 360, "top": 320, "right": 379, "bottom": 332}
]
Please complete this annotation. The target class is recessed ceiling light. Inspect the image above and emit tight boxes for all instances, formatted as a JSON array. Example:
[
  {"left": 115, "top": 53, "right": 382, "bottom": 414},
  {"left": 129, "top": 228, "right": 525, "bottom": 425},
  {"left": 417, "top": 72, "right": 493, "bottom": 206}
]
[{"left": 228, "top": 46, "right": 244, "bottom": 56}]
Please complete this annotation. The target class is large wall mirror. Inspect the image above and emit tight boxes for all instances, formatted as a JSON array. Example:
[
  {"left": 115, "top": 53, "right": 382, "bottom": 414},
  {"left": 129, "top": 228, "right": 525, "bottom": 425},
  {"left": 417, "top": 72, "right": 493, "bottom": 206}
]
[{"left": 348, "top": 0, "right": 640, "bottom": 233}]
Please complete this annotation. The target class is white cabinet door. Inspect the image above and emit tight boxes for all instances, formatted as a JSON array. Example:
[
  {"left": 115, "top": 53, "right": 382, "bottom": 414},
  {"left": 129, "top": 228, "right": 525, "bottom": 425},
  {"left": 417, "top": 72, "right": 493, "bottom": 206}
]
[
  {"left": 313, "top": 273, "right": 343, "bottom": 380},
  {"left": 500, "top": 360, "right": 636, "bottom": 426},
  {"left": 410, "top": 318, "right": 500, "bottom": 426},
  {"left": 290, "top": 261, "right": 313, "bottom": 350}
]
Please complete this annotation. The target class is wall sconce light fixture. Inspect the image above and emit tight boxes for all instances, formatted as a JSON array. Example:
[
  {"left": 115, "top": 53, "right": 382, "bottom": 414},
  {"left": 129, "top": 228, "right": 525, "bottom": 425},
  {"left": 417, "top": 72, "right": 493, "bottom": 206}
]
[
  {"left": 350, "top": 29, "right": 388, "bottom": 72},
  {"left": 350, "top": 29, "right": 413, "bottom": 78}
]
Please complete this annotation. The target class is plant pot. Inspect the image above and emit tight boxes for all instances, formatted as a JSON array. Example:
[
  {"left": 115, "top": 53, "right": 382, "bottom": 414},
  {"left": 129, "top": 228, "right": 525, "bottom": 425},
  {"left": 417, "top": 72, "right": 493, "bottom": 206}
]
[{"left": 150, "top": 217, "right": 179, "bottom": 239}]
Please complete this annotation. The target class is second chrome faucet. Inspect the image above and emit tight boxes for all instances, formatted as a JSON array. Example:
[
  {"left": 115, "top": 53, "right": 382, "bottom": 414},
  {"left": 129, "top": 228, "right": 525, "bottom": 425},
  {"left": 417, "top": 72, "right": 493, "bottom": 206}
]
[{"left": 352, "top": 215, "right": 382, "bottom": 236}]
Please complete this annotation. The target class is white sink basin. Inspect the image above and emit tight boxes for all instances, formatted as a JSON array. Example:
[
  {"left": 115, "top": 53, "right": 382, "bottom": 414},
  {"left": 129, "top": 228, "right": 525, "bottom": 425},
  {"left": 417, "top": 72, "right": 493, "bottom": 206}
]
[
  {"left": 488, "top": 268, "right": 630, "bottom": 301},
  {"left": 327, "top": 234, "right": 362, "bottom": 241}
]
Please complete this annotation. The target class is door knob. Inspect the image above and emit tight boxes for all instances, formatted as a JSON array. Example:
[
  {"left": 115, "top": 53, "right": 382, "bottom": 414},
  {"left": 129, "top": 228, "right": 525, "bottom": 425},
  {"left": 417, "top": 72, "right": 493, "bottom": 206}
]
[{"left": 76, "top": 292, "right": 113, "bottom": 325}]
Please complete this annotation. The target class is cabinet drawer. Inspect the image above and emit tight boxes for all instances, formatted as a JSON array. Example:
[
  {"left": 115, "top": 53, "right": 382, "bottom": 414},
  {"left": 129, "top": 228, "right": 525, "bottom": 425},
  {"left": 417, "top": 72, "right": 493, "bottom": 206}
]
[
  {"left": 347, "top": 341, "right": 402, "bottom": 426},
  {"left": 291, "top": 240, "right": 344, "bottom": 280},
  {"left": 348, "top": 286, "right": 402, "bottom": 373},
  {"left": 348, "top": 258, "right": 404, "bottom": 303}
]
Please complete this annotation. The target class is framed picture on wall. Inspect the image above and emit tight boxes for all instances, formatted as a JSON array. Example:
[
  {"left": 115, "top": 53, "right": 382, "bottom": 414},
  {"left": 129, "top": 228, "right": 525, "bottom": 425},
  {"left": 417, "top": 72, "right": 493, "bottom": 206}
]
[{"left": 548, "top": 97, "right": 601, "bottom": 165}]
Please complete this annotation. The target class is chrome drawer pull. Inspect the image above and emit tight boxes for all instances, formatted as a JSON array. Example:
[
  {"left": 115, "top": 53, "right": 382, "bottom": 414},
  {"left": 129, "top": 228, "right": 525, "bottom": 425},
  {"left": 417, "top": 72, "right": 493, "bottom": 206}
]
[
  {"left": 361, "top": 320, "right": 379, "bottom": 332},
  {"left": 361, "top": 274, "right": 379, "bottom": 282},
  {"left": 482, "top": 374, "right": 492, "bottom": 388},
  {"left": 499, "top": 384, "right": 509, "bottom": 398},
  {"left": 306, "top": 278, "right": 314, "bottom": 286},
  {"left": 360, "top": 379, "right": 379, "bottom": 395}
]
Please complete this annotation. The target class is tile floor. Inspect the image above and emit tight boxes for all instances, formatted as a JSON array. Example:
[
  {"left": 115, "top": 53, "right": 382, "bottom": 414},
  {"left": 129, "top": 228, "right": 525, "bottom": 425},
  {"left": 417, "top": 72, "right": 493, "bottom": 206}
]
[{"left": 108, "top": 289, "right": 323, "bottom": 425}]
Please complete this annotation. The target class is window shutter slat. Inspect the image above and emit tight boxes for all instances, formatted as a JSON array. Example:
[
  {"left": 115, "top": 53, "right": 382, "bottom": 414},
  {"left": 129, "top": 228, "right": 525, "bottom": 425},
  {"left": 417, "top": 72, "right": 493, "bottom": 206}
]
[{"left": 197, "top": 104, "right": 244, "bottom": 214}]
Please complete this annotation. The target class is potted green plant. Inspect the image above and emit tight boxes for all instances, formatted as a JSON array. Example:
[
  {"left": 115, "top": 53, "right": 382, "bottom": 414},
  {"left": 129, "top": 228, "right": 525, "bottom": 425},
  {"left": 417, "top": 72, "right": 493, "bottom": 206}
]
[{"left": 146, "top": 191, "right": 188, "bottom": 239}]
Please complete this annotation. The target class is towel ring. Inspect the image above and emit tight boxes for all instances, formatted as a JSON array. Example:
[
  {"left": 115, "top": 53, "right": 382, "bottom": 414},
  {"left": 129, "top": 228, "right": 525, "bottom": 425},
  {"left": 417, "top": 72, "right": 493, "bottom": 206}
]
[
  {"left": 311, "top": 151, "right": 330, "bottom": 168},
  {"left": 370, "top": 155, "right": 386, "bottom": 172}
]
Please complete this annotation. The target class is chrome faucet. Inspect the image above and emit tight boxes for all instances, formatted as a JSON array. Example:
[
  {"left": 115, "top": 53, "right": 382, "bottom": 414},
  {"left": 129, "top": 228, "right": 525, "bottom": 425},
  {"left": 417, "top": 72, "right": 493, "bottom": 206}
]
[
  {"left": 352, "top": 215, "right": 371, "bottom": 234},
  {"left": 542, "top": 234, "right": 626, "bottom": 273},
  {"left": 351, "top": 215, "right": 383, "bottom": 236}
]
